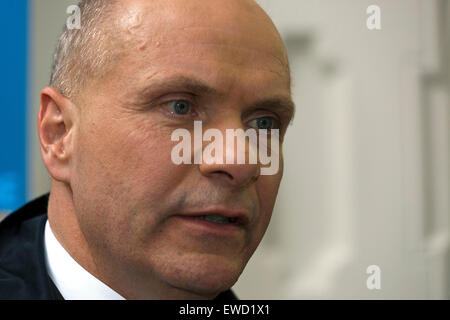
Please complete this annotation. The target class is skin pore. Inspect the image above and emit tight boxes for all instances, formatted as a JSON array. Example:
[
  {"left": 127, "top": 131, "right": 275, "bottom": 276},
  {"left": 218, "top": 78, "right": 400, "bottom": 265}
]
[{"left": 38, "top": 0, "right": 294, "bottom": 299}]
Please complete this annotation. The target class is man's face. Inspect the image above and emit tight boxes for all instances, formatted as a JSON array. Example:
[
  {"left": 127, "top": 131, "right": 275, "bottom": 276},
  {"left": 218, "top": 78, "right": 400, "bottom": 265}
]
[{"left": 70, "top": 0, "right": 293, "bottom": 298}]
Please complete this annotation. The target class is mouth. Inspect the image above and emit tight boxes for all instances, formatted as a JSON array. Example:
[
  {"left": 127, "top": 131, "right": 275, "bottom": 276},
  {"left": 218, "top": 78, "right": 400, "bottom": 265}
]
[
  {"left": 180, "top": 209, "right": 249, "bottom": 225},
  {"left": 197, "top": 211, "right": 250, "bottom": 226},
  {"left": 173, "top": 209, "right": 250, "bottom": 235},
  {"left": 198, "top": 214, "right": 238, "bottom": 224}
]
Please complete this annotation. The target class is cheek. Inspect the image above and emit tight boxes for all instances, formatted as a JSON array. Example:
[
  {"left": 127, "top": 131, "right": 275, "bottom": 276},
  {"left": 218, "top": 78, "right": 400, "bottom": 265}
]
[
  {"left": 75, "top": 117, "right": 187, "bottom": 201},
  {"left": 71, "top": 117, "right": 190, "bottom": 242},
  {"left": 258, "top": 151, "right": 283, "bottom": 214},
  {"left": 252, "top": 171, "right": 283, "bottom": 243}
]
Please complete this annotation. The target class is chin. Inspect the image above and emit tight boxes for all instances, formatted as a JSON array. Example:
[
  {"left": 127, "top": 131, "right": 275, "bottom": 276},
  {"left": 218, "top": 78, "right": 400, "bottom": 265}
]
[{"left": 161, "top": 254, "right": 245, "bottom": 298}]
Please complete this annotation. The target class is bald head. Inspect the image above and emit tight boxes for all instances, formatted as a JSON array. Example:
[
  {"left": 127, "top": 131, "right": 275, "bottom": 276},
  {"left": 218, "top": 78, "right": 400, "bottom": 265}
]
[{"left": 50, "top": 0, "right": 289, "bottom": 101}]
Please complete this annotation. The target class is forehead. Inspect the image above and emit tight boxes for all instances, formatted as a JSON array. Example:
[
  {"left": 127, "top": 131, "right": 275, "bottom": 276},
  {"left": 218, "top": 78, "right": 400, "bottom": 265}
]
[
  {"left": 119, "top": 0, "right": 281, "bottom": 36},
  {"left": 100, "top": 0, "right": 291, "bottom": 106},
  {"left": 118, "top": 0, "right": 289, "bottom": 67}
]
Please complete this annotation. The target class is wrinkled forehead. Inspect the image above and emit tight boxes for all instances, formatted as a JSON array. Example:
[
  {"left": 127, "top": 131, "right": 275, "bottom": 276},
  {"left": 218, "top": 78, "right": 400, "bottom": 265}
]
[{"left": 116, "top": 0, "right": 289, "bottom": 71}]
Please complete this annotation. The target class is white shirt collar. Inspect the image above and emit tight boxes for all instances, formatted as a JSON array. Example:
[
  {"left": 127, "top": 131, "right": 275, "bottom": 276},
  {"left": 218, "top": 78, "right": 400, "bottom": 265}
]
[{"left": 44, "top": 219, "right": 125, "bottom": 300}]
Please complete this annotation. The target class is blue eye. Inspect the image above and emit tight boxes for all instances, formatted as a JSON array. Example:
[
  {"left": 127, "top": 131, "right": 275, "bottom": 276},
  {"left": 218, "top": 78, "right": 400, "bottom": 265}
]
[
  {"left": 165, "top": 100, "right": 191, "bottom": 115},
  {"left": 249, "top": 117, "right": 275, "bottom": 130}
]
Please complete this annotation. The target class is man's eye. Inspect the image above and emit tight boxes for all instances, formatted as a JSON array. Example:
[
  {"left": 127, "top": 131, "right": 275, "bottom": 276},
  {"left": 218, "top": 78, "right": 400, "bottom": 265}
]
[
  {"left": 248, "top": 117, "right": 277, "bottom": 130},
  {"left": 163, "top": 100, "right": 192, "bottom": 115}
]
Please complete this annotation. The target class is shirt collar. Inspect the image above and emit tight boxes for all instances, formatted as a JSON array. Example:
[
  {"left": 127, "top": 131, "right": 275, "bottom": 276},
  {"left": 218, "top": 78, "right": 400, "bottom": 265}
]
[{"left": 44, "top": 219, "right": 125, "bottom": 300}]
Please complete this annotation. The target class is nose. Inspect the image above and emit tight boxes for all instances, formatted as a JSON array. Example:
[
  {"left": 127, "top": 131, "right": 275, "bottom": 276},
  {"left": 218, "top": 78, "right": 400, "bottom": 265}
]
[{"left": 198, "top": 123, "right": 260, "bottom": 187}]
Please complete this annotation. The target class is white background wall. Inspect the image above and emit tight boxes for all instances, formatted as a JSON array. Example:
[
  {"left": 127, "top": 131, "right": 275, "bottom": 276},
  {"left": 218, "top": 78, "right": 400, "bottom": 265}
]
[{"left": 30, "top": 0, "right": 450, "bottom": 299}]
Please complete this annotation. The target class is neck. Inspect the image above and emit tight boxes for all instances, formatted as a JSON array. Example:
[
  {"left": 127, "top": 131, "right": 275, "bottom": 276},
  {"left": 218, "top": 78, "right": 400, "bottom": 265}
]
[{"left": 47, "top": 181, "right": 99, "bottom": 281}]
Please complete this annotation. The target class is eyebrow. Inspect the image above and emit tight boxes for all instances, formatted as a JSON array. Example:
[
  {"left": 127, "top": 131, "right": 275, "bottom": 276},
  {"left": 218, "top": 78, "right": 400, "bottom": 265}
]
[
  {"left": 134, "top": 75, "right": 295, "bottom": 122},
  {"left": 247, "top": 97, "right": 296, "bottom": 124},
  {"left": 135, "top": 75, "right": 220, "bottom": 101}
]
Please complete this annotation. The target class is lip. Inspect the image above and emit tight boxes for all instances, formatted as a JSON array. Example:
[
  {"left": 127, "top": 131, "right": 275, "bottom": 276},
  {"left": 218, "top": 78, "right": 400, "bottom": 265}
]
[
  {"left": 177, "top": 208, "right": 250, "bottom": 227},
  {"left": 173, "top": 208, "right": 250, "bottom": 235}
]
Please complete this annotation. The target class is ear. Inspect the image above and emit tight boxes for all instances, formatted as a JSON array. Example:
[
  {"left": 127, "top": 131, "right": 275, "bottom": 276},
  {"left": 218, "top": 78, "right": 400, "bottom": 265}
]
[{"left": 38, "top": 87, "right": 77, "bottom": 183}]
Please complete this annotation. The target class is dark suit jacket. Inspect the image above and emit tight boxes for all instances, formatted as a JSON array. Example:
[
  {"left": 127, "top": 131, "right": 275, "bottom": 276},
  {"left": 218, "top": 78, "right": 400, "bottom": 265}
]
[{"left": 0, "top": 194, "right": 237, "bottom": 300}]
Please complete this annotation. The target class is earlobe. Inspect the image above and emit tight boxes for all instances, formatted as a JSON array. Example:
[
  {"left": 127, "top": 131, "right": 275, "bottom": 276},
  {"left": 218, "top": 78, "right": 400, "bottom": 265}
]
[{"left": 38, "top": 87, "right": 76, "bottom": 182}]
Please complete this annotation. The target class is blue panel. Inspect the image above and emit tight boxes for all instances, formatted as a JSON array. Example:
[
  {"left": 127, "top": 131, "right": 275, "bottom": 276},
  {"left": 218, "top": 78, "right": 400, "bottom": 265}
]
[{"left": 0, "top": 0, "right": 28, "bottom": 214}]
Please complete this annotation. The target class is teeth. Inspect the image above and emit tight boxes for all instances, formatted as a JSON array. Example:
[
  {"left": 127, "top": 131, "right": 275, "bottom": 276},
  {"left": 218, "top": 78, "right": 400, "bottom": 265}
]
[{"left": 200, "top": 214, "right": 231, "bottom": 224}]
